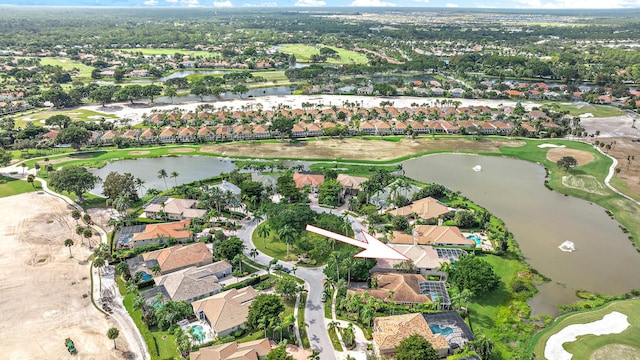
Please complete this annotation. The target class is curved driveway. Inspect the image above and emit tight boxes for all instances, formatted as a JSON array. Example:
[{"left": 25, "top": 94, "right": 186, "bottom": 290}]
[{"left": 238, "top": 208, "right": 367, "bottom": 360}]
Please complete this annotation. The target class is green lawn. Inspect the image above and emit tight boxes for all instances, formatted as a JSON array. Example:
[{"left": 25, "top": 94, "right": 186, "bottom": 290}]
[
  {"left": 0, "top": 175, "right": 40, "bottom": 198},
  {"left": 298, "top": 292, "right": 310, "bottom": 349},
  {"left": 252, "top": 224, "right": 298, "bottom": 261},
  {"left": 17, "top": 108, "right": 118, "bottom": 128},
  {"left": 251, "top": 70, "right": 288, "bottom": 82},
  {"left": 468, "top": 254, "right": 531, "bottom": 359},
  {"left": 531, "top": 298, "right": 640, "bottom": 359},
  {"left": 328, "top": 327, "right": 343, "bottom": 351},
  {"left": 279, "top": 43, "right": 368, "bottom": 65},
  {"left": 39, "top": 57, "right": 95, "bottom": 78}
]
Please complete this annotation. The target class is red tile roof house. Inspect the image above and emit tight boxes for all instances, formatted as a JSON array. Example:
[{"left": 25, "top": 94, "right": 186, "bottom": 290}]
[
  {"left": 126, "top": 242, "right": 213, "bottom": 278},
  {"left": 130, "top": 220, "right": 193, "bottom": 247},
  {"left": 159, "top": 127, "right": 179, "bottom": 143},
  {"left": 293, "top": 173, "right": 325, "bottom": 193}
]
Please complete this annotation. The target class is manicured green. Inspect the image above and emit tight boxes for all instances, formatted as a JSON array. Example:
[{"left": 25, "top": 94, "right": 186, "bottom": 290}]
[
  {"left": 537, "top": 102, "right": 623, "bottom": 118},
  {"left": 251, "top": 70, "right": 288, "bottom": 82},
  {"left": 39, "top": 57, "right": 96, "bottom": 78},
  {"left": 0, "top": 175, "right": 40, "bottom": 197},
  {"left": 298, "top": 292, "right": 310, "bottom": 349},
  {"left": 252, "top": 224, "right": 293, "bottom": 261},
  {"left": 328, "top": 327, "right": 343, "bottom": 351},
  {"left": 279, "top": 44, "right": 368, "bottom": 64},
  {"left": 531, "top": 298, "right": 640, "bottom": 359},
  {"left": 16, "top": 108, "right": 118, "bottom": 128}
]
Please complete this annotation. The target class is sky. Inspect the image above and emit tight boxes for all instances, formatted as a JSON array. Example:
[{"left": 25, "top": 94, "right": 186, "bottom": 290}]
[{"left": 1, "top": 0, "right": 640, "bottom": 8}]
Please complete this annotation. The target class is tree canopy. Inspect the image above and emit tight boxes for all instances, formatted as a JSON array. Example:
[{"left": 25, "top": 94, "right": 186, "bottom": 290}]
[
  {"left": 48, "top": 165, "right": 100, "bottom": 201},
  {"left": 395, "top": 334, "right": 438, "bottom": 360},
  {"left": 102, "top": 171, "right": 139, "bottom": 201},
  {"left": 447, "top": 255, "right": 500, "bottom": 296},
  {"left": 246, "top": 294, "right": 284, "bottom": 330},
  {"left": 557, "top": 156, "right": 578, "bottom": 171},
  {"left": 56, "top": 126, "right": 91, "bottom": 150}
]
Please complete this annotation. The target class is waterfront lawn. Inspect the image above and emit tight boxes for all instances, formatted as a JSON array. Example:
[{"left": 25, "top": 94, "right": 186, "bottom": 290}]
[
  {"left": 531, "top": 298, "right": 640, "bottom": 359},
  {"left": 279, "top": 43, "right": 367, "bottom": 64},
  {"left": 0, "top": 175, "right": 40, "bottom": 198},
  {"left": 468, "top": 254, "right": 537, "bottom": 359}
]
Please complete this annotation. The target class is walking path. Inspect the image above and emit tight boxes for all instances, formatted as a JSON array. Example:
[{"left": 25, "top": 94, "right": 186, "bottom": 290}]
[{"left": 594, "top": 144, "right": 640, "bottom": 206}]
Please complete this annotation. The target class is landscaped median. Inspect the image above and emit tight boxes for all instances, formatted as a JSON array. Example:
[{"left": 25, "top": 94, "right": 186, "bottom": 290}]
[{"left": 530, "top": 298, "right": 640, "bottom": 359}]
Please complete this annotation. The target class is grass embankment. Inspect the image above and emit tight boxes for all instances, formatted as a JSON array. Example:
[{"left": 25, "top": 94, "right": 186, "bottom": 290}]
[
  {"left": 531, "top": 298, "right": 640, "bottom": 359},
  {"left": 298, "top": 292, "right": 310, "bottom": 349},
  {"left": 495, "top": 139, "right": 640, "bottom": 249},
  {"left": 278, "top": 43, "right": 368, "bottom": 65},
  {"left": 0, "top": 175, "right": 40, "bottom": 198},
  {"left": 116, "top": 278, "right": 180, "bottom": 360},
  {"left": 468, "top": 254, "right": 546, "bottom": 359},
  {"left": 328, "top": 327, "right": 343, "bottom": 351}
]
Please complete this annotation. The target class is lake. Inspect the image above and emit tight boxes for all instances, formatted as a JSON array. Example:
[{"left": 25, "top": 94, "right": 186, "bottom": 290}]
[{"left": 403, "top": 154, "right": 640, "bottom": 315}]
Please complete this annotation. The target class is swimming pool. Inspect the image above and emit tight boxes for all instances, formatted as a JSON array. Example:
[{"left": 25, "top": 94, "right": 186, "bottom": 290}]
[
  {"left": 466, "top": 235, "right": 482, "bottom": 245},
  {"left": 138, "top": 271, "right": 152, "bottom": 281},
  {"left": 429, "top": 324, "right": 454, "bottom": 336},
  {"left": 189, "top": 325, "right": 205, "bottom": 341},
  {"left": 121, "top": 234, "right": 133, "bottom": 243}
]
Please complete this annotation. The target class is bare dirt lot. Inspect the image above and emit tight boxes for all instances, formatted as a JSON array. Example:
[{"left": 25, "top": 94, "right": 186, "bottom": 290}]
[
  {"left": 200, "top": 138, "right": 524, "bottom": 161},
  {"left": 601, "top": 137, "right": 640, "bottom": 196},
  {"left": 580, "top": 115, "right": 640, "bottom": 138},
  {"left": 546, "top": 147, "right": 595, "bottom": 166},
  {"left": 0, "top": 192, "right": 128, "bottom": 359}
]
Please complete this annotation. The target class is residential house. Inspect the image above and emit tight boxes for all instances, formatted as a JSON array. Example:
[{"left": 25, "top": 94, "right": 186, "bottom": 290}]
[
  {"left": 213, "top": 180, "right": 242, "bottom": 200},
  {"left": 373, "top": 313, "right": 450, "bottom": 359},
  {"left": 144, "top": 197, "right": 207, "bottom": 220},
  {"left": 388, "top": 197, "right": 451, "bottom": 221},
  {"left": 251, "top": 173, "right": 280, "bottom": 191},
  {"left": 391, "top": 225, "right": 476, "bottom": 247},
  {"left": 374, "top": 243, "right": 467, "bottom": 275},
  {"left": 369, "top": 180, "right": 421, "bottom": 209},
  {"left": 154, "top": 260, "right": 232, "bottom": 303},
  {"left": 293, "top": 173, "right": 324, "bottom": 193},
  {"left": 336, "top": 174, "right": 368, "bottom": 196},
  {"left": 192, "top": 287, "right": 258, "bottom": 338},
  {"left": 189, "top": 338, "right": 271, "bottom": 360},
  {"left": 129, "top": 220, "right": 193, "bottom": 247},
  {"left": 127, "top": 242, "right": 213, "bottom": 276},
  {"left": 351, "top": 273, "right": 433, "bottom": 306}
]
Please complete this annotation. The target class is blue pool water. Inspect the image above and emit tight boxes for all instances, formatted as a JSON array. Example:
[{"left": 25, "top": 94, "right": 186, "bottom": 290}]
[
  {"left": 152, "top": 300, "right": 163, "bottom": 309},
  {"left": 429, "top": 324, "right": 454, "bottom": 336},
  {"left": 467, "top": 235, "right": 482, "bottom": 245},
  {"left": 189, "top": 325, "right": 205, "bottom": 341},
  {"left": 140, "top": 271, "right": 152, "bottom": 281},
  {"left": 121, "top": 234, "right": 133, "bottom": 243}
]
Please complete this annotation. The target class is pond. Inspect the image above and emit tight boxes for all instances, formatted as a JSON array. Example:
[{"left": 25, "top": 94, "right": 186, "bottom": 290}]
[
  {"left": 403, "top": 154, "right": 640, "bottom": 315},
  {"left": 154, "top": 86, "right": 292, "bottom": 103},
  {"left": 89, "top": 156, "right": 235, "bottom": 196}
]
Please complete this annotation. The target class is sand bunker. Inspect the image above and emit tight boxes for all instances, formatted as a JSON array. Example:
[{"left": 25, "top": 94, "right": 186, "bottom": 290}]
[
  {"left": 168, "top": 148, "right": 194, "bottom": 153},
  {"left": 538, "top": 143, "right": 566, "bottom": 148},
  {"left": 547, "top": 148, "right": 595, "bottom": 166},
  {"left": 591, "top": 344, "right": 640, "bottom": 360},
  {"left": 128, "top": 151, "right": 150, "bottom": 155},
  {"left": 545, "top": 312, "right": 630, "bottom": 360}
]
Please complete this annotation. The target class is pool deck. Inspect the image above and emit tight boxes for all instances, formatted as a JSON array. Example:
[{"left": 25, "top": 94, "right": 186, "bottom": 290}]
[{"left": 182, "top": 320, "right": 215, "bottom": 344}]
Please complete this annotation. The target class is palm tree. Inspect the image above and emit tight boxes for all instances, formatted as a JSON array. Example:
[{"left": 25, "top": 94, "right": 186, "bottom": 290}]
[
  {"left": 343, "top": 257, "right": 354, "bottom": 286},
  {"left": 107, "top": 327, "right": 120, "bottom": 349},
  {"left": 64, "top": 239, "right": 74, "bottom": 258},
  {"left": 282, "top": 313, "right": 295, "bottom": 336},
  {"left": 27, "top": 174, "right": 36, "bottom": 189},
  {"left": 277, "top": 224, "right": 297, "bottom": 257},
  {"left": 170, "top": 171, "right": 180, "bottom": 187},
  {"left": 308, "top": 350, "right": 321, "bottom": 360},
  {"left": 134, "top": 177, "right": 146, "bottom": 196},
  {"left": 249, "top": 248, "right": 258, "bottom": 259},
  {"left": 83, "top": 228, "right": 93, "bottom": 249},
  {"left": 151, "top": 263, "right": 161, "bottom": 275},
  {"left": 258, "top": 224, "right": 271, "bottom": 249},
  {"left": 93, "top": 256, "right": 105, "bottom": 291},
  {"left": 116, "top": 261, "right": 129, "bottom": 277},
  {"left": 327, "top": 320, "right": 340, "bottom": 335},
  {"left": 157, "top": 169, "right": 169, "bottom": 190},
  {"left": 330, "top": 252, "right": 341, "bottom": 281},
  {"left": 233, "top": 254, "right": 243, "bottom": 274},
  {"left": 76, "top": 225, "right": 85, "bottom": 245},
  {"left": 71, "top": 210, "right": 81, "bottom": 226}
]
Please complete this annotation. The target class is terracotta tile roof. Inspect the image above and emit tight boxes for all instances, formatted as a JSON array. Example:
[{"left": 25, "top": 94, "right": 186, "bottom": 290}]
[
  {"left": 388, "top": 197, "right": 450, "bottom": 220},
  {"left": 373, "top": 313, "right": 449, "bottom": 355},
  {"left": 399, "top": 225, "right": 474, "bottom": 246},
  {"left": 336, "top": 174, "right": 367, "bottom": 190},
  {"left": 132, "top": 220, "right": 192, "bottom": 243},
  {"left": 142, "top": 242, "right": 212, "bottom": 273},
  {"left": 293, "top": 173, "right": 324, "bottom": 188},
  {"left": 155, "top": 260, "right": 231, "bottom": 301},
  {"left": 190, "top": 338, "right": 271, "bottom": 360},
  {"left": 379, "top": 243, "right": 448, "bottom": 270},
  {"left": 353, "top": 273, "right": 432, "bottom": 304}
]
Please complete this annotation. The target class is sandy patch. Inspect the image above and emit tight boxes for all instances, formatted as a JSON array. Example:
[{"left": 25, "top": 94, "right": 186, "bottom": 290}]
[
  {"left": 168, "top": 148, "right": 194, "bottom": 153},
  {"left": 546, "top": 148, "right": 595, "bottom": 166},
  {"left": 538, "top": 143, "right": 566, "bottom": 148},
  {"left": 0, "top": 192, "right": 127, "bottom": 359},
  {"left": 591, "top": 344, "right": 640, "bottom": 360},
  {"left": 200, "top": 138, "right": 525, "bottom": 161},
  {"left": 128, "top": 151, "right": 150, "bottom": 156},
  {"left": 601, "top": 137, "right": 640, "bottom": 197},
  {"left": 561, "top": 175, "right": 610, "bottom": 195},
  {"left": 545, "top": 312, "right": 630, "bottom": 360}
]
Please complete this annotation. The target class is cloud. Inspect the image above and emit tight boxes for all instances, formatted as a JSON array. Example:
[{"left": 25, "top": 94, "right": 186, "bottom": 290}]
[
  {"left": 213, "top": 0, "right": 232, "bottom": 6},
  {"left": 515, "top": 0, "right": 640, "bottom": 7},
  {"left": 295, "top": 0, "right": 325, "bottom": 5},
  {"left": 350, "top": 0, "right": 396, "bottom": 6},
  {"left": 412, "top": 0, "right": 429, "bottom": 2},
  {"left": 144, "top": 0, "right": 158, "bottom": 4},
  {"left": 165, "top": 0, "right": 200, "bottom": 5},
  {"left": 445, "top": 2, "right": 458, "bottom": 6},
  {"left": 243, "top": 2, "right": 277, "bottom": 5}
]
